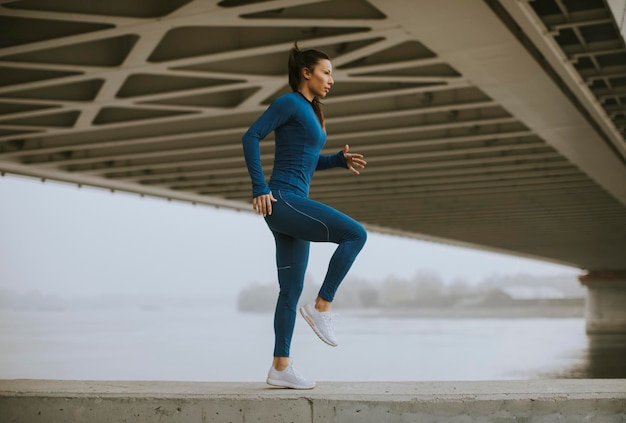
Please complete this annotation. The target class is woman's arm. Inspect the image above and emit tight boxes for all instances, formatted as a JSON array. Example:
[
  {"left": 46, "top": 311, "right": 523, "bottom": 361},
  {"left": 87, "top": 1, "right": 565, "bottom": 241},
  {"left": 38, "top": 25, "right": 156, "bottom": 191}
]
[
  {"left": 242, "top": 96, "right": 293, "bottom": 198},
  {"left": 316, "top": 149, "right": 348, "bottom": 171},
  {"left": 316, "top": 144, "right": 367, "bottom": 174}
]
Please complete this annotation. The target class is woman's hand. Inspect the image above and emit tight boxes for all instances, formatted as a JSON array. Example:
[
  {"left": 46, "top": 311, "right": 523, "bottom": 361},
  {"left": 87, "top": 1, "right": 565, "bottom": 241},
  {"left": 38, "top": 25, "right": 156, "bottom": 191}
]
[
  {"left": 343, "top": 144, "right": 367, "bottom": 175},
  {"left": 252, "top": 192, "right": 277, "bottom": 217}
]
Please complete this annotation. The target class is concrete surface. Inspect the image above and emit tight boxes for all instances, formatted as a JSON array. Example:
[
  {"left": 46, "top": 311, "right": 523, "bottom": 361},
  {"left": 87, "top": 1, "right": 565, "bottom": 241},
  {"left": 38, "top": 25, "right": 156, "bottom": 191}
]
[{"left": 1, "top": 379, "right": 625, "bottom": 422}]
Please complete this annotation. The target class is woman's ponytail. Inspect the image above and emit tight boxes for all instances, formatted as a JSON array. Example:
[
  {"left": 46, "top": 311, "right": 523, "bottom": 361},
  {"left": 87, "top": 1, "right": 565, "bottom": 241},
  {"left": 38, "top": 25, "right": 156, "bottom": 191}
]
[{"left": 288, "top": 43, "right": 303, "bottom": 93}]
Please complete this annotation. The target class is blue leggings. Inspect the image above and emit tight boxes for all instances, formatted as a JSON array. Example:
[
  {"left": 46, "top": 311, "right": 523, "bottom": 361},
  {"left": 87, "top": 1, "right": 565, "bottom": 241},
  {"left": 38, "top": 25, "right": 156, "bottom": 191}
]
[{"left": 264, "top": 189, "right": 367, "bottom": 357}]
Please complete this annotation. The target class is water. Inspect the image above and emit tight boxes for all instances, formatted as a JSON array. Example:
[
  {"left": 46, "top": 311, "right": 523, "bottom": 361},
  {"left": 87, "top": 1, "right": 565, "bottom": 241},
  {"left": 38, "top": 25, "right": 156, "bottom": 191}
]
[{"left": 0, "top": 304, "right": 623, "bottom": 382}]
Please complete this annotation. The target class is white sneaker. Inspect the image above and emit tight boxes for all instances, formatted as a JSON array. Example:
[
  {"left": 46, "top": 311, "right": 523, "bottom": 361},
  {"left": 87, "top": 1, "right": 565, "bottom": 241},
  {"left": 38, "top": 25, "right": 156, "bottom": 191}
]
[
  {"left": 266, "top": 361, "right": 315, "bottom": 389},
  {"left": 300, "top": 302, "right": 338, "bottom": 347}
]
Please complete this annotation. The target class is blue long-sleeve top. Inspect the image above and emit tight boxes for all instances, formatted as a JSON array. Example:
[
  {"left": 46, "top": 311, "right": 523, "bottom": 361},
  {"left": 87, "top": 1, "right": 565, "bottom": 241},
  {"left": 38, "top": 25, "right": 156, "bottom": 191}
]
[{"left": 242, "top": 92, "right": 347, "bottom": 198}]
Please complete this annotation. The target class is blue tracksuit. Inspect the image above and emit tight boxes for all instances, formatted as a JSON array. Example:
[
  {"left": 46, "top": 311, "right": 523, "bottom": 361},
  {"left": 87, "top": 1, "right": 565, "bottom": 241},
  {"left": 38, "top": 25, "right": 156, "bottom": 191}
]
[{"left": 243, "top": 92, "right": 367, "bottom": 357}]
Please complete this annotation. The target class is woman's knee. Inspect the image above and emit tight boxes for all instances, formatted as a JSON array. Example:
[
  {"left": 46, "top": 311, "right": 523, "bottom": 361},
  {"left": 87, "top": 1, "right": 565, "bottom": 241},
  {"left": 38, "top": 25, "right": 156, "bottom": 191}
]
[
  {"left": 337, "top": 220, "right": 367, "bottom": 249},
  {"left": 353, "top": 221, "right": 367, "bottom": 246},
  {"left": 354, "top": 223, "right": 367, "bottom": 248}
]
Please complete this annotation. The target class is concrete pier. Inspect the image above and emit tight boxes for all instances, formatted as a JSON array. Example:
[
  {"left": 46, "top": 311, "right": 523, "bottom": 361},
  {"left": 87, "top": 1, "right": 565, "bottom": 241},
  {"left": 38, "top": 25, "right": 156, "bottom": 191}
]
[
  {"left": 580, "top": 271, "right": 626, "bottom": 334},
  {"left": 1, "top": 379, "right": 625, "bottom": 422}
]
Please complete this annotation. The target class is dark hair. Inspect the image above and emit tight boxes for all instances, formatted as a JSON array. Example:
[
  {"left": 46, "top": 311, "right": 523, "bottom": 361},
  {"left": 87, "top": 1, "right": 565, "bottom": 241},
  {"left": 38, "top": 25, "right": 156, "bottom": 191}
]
[{"left": 288, "top": 42, "right": 330, "bottom": 128}]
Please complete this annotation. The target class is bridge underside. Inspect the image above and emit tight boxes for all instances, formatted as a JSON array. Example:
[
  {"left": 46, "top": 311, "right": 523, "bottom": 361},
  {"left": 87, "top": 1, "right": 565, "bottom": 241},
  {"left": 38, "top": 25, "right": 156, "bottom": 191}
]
[{"left": 1, "top": 0, "right": 626, "bottom": 271}]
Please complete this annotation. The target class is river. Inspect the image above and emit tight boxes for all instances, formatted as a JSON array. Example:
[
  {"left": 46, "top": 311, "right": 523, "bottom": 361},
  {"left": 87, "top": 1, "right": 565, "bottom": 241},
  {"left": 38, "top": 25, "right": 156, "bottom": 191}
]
[{"left": 1, "top": 304, "right": 624, "bottom": 382}]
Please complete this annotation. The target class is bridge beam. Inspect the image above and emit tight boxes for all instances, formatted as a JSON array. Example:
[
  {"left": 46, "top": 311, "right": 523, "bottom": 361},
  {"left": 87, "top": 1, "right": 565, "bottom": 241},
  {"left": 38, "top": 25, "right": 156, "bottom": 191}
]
[{"left": 579, "top": 271, "right": 626, "bottom": 334}]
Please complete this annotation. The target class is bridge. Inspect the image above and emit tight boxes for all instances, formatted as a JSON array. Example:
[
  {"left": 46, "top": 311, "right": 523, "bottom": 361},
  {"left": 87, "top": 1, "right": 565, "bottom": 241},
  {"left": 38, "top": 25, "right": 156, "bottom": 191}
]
[{"left": 1, "top": 0, "right": 625, "bottom": 333}]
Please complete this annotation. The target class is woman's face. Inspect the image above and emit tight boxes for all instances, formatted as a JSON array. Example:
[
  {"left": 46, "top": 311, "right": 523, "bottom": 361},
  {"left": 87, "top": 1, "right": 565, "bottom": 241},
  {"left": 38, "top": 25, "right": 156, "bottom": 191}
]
[{"left": 303, "top": 59, "right": 334, "bottom": 98}]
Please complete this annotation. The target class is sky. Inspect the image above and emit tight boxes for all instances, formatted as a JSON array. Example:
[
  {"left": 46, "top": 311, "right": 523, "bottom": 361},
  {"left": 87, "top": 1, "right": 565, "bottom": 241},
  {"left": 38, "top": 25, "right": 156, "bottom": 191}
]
[{"left": 0, "top": 173, "right": 580, "bottom": 301}]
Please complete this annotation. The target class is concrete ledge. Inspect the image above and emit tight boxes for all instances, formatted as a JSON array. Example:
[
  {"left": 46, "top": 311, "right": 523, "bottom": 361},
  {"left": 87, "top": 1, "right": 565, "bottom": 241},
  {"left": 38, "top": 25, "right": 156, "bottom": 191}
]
[{"left": 1, "top": 379, "right": 625, "bottom": 422}]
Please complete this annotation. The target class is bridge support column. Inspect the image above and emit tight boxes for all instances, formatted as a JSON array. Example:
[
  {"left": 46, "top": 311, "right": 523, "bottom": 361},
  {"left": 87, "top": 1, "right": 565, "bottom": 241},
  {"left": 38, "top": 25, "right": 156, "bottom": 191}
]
[{"left": 579, "top": 271, "right": 626, "bottom": 334}]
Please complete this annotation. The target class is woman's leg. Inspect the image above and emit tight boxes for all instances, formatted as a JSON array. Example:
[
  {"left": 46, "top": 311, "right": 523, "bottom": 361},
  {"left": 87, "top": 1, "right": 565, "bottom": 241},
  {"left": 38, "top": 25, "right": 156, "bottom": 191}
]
[
  {"left": 265, "top": 191, "right": 365, "bottom": 387},
  {"left": 317, "top": 213, "right": 367, "bottom": 302},
  {"left": 271, "top": 231, "right": 310, "bottom": 360},
  {"left": 267, "top": 239, "right": 316, "bottom": 391},
  {"left": 267, "top": 190, "right": 367, "bottom": 304}
]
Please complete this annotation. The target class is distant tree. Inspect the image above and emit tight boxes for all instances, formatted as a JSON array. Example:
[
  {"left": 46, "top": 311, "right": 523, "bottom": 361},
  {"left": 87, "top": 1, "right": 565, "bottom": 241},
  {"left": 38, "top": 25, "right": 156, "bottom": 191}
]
[
  {"left": 413, "top": 270, "right": 444, "bottom": 297},
  {"left": 381, "top": 275, "right": 413, "bottom": 307},
  {"left": 237, "top": 283, "right": 276, "bottom": 313},
  {"left": 449, "top": 278, "right": 471, "bottom": 296},
  {"left": 358, "top": 286, "right": 380, "bottom": 308},
  {"left": 479, "top": 288, "right": 514, "bottom": 306}
]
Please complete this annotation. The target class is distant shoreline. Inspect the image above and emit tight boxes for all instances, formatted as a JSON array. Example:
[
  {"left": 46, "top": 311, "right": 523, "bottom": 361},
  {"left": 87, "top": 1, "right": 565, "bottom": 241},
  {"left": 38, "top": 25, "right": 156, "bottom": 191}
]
[
  {"left": 237, "top": 274, "right": 587, "bottom": 318},
  {"left": 236, "top": 304, "right": 585, "bottom": 318},
  {"left": 341, "top": 305, "right": 584, "bottom": 319}
]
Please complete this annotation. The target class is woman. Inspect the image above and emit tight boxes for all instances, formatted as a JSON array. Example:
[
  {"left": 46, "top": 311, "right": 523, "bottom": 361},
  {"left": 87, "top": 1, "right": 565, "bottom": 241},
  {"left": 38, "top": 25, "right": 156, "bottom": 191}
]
[{"left": 242, "top": 42, "right": 367, "bottom": 389}]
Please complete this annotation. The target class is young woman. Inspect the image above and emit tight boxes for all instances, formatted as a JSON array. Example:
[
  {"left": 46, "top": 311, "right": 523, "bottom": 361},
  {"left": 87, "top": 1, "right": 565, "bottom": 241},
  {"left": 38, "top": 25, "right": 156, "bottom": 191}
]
[{"left": 242, "top": 42, "right": 367, "bottom": 389}]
